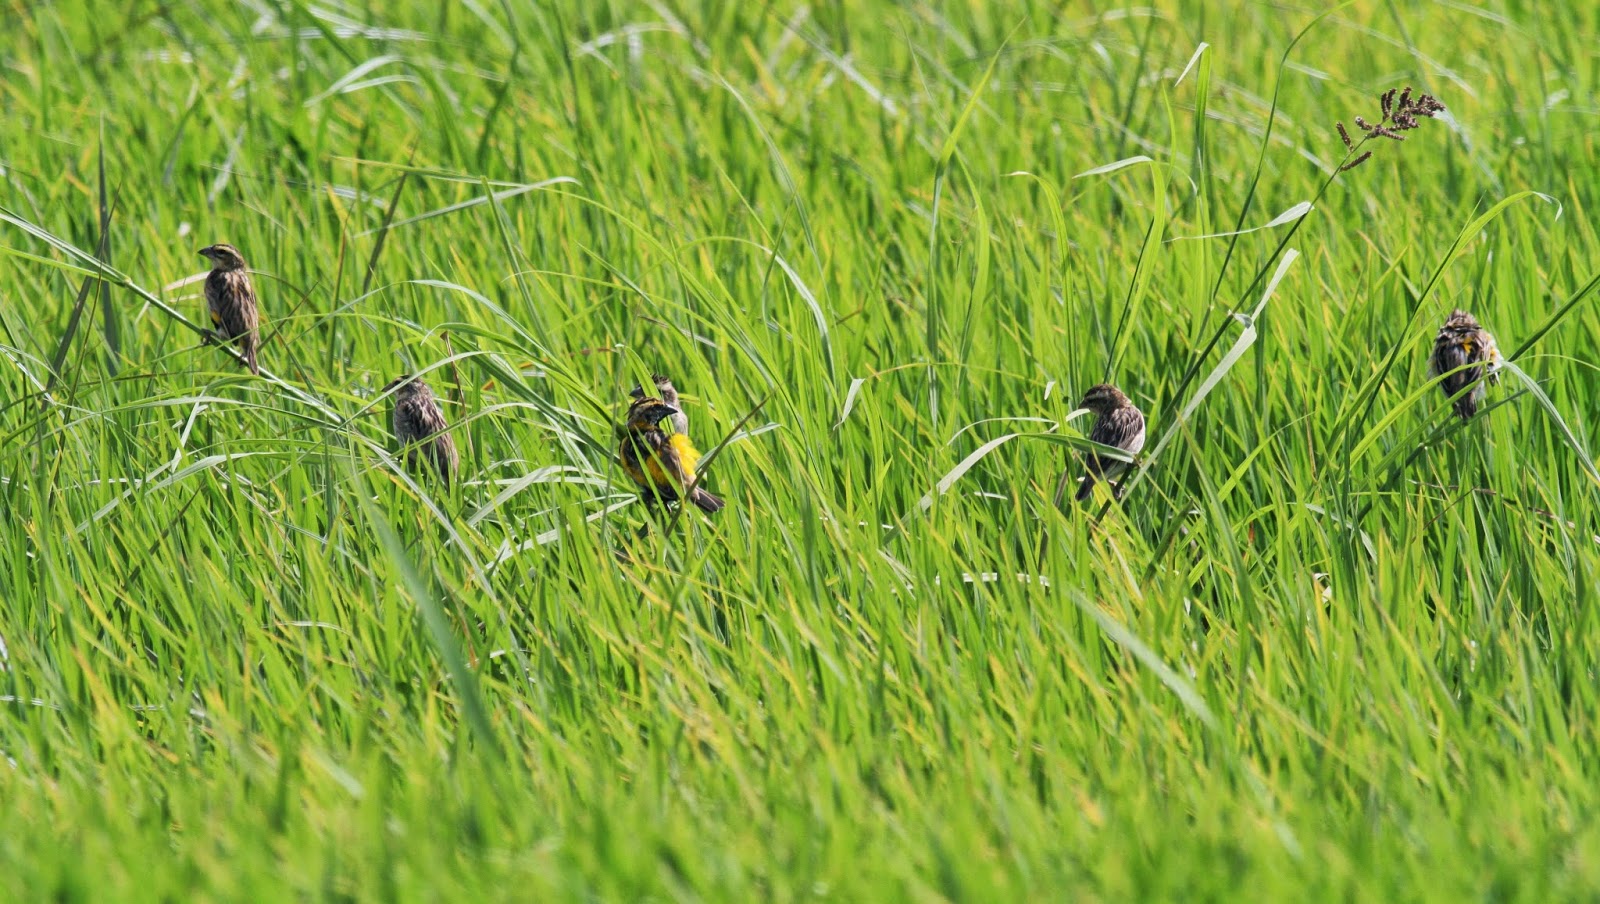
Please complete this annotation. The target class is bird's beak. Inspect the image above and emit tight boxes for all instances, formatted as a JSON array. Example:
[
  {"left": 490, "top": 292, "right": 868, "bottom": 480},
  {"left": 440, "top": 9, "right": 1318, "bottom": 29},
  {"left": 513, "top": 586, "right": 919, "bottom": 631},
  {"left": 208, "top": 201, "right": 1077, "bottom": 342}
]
[
  {"left": 628, "top": 386, "right": 644, "bottom": 399},
  {"left": 197, "top": 247, "right": 212, "bottom": 259}
]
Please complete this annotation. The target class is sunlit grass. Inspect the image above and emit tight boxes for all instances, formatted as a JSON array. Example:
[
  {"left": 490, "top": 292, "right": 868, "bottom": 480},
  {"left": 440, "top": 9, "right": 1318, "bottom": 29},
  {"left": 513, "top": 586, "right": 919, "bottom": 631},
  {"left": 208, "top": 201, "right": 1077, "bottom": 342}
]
[{"left": 4, "top": 1, "right": 1600, "bottom": 900}]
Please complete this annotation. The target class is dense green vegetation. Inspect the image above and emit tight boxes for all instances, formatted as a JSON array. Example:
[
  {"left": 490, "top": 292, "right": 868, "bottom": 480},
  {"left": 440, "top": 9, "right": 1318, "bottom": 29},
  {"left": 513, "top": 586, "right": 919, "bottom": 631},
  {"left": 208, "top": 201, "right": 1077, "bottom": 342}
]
[{"left": 4, "top": 0, "right": 1600, "bottom": 899}]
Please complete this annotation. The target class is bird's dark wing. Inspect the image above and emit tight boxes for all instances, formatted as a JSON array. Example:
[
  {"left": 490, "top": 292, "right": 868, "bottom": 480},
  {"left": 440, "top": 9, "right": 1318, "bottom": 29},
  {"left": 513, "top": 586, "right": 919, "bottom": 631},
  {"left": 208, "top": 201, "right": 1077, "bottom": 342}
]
[
  {"left": 208, "top": 271, "right": 257, "bottom": 338},
  {"left": 1084, "top": 407, "right": 1144, "bottom": 477},
  {"left": 394, "top": 394, "right": 457, "bottom": 482},
  {"left": 412, "top": 397, "right": 450, "bottom": 437},
  {"left": 1432, "top": 329, "right": 1485, "bottom": 416},
  {"left": 415, "top": 401, "right": 456, "bottom": 481},
  {"left": 207, "top": 270, "right": 262, "bottom": 373},
  {"left": 1075, "top": 407, "right": 1144, "bottom": 502},
  {"left": 429, "top": 433, "right": 459, "bottom": 485}
]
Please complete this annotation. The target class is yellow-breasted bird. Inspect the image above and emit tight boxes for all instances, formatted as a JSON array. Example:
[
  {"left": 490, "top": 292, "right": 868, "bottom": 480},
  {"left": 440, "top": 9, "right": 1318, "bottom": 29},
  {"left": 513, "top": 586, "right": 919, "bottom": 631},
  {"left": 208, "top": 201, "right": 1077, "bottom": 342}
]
[
  {"left": 198, "top": 243, "right": 261, "bottom": 375},
  {"left": 384, "top": 374, "right": 459, "bottom": 485},
  {"left": 1429, "top": 308, "right": 1502, "bottom": 419},
  {"left": 1074, "top": 383, "right": 1146, "bottom": 502},
  {"left": 628, "top": 373, "right": 689, "bottom": 436},
  {"left": 618, "top": 396, "right": 724, "bottom": 513}
]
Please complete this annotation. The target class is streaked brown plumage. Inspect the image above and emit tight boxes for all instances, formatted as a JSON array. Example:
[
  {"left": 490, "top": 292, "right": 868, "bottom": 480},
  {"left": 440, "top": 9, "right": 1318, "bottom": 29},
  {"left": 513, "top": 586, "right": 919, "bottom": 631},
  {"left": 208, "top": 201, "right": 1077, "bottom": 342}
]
[
  {"left": 618, "top": 396, "right": 723, "bottom": 513},
  {"left": 1429, "top": 308, "right": 1501, "bottom": 419},
  {"left": 1074, "top": 383, "right": 1146, "bottom": 502},
  {"left": 198, "top": 243, "right": 261, "bottom": 375},
  {"left": 385, "top": 374, "right": 459, "bottom": 485},
  {"left": 628, "top": 373, "right": 689, "bottom": 436}
]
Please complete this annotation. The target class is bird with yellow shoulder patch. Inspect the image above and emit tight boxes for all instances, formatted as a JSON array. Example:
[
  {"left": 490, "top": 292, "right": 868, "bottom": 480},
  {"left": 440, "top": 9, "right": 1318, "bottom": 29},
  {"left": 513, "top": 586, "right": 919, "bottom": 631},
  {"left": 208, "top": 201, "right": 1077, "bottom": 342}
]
[{"left": 618, "top": 395, "right": 724, "bottom": 513}]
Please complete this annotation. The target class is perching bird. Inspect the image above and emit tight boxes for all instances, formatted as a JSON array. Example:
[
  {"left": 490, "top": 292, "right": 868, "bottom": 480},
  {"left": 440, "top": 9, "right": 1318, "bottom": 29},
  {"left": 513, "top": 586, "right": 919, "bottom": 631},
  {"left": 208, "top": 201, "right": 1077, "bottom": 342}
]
[
  {"left": 198, "top": 243, "right": 261, "bottom": 375},
  {"left": 384, "top": 374, "right": 459, "bottom": 485},
  {"left": 628, "top": 373, "right": 689, "bottom": 436},
  {"left": 1429, "top": 308, "right": 1502, "bottom": 419},
  {"left": 1074, "top": 383, "right": 1147, "bottom": 502},
  {"left": 618, "top": 395, "right": 724, "bottom": 513}
]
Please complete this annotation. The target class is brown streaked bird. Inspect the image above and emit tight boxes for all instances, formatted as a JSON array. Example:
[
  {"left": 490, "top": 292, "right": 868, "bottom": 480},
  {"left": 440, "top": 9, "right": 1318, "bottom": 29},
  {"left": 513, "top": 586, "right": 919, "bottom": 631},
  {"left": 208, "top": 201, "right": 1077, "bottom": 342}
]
[
  {"left": 384, "top": 374, "right": 459, "bottom": 486},
  {"left": 628, "top": 373, "right": 689, "bottom": 436},
  {"left": 618, "top": 396, "right": 724, "bottom": 514},
  {"left": 1074, "top": 383, "right": 1147, "bottom": 503},
  {"left": 198, "top": 243, "right": 261, "bottom": 375},
  {"left": 1429, "top": 308, "right": 1502, "bottom": 419}
]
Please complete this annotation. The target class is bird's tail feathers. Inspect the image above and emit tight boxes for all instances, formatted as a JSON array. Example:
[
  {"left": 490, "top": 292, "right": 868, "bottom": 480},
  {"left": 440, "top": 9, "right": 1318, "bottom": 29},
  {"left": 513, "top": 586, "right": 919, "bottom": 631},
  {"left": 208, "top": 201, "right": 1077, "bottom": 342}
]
[
  {"left": 1073, "top": 475, "right": 1096, "bottom": 503},
  {"left": 689, "top": 487, "right": 725, "bottom": 513}
]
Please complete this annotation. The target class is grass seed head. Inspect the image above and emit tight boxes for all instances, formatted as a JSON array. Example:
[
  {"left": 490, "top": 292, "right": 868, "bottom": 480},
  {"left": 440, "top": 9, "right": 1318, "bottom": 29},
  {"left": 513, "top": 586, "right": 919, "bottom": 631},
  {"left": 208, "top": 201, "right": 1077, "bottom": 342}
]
[{"left": 1334, "top": 86, "right": 1445, "bottom": 171}]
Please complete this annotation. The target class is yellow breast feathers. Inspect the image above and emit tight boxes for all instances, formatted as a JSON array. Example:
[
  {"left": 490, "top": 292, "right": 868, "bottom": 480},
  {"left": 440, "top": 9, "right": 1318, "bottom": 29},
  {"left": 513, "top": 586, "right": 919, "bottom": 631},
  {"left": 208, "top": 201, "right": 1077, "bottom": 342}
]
[{"left": 668, "top": 433, "right": 701, "bottom": 479}]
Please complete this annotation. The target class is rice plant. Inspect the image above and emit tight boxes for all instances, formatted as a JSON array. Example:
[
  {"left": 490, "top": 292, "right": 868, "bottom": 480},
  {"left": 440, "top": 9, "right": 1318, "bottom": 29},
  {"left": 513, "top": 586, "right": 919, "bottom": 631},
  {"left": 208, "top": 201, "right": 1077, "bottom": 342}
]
[{"left": 3, "top": 1, "right": 1600, "bottom": 900}]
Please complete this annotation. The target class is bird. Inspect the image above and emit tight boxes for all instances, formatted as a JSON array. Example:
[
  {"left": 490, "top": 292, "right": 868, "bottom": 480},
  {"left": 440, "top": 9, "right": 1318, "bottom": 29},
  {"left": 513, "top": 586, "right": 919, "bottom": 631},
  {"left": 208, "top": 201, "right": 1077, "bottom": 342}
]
[
  {"left": 384, "top": 374, "right": 459, "bottom": 485},
  {"left": 1429, "top": 308, "right": 1502, "bottom": 419},
  {"left": 618, "top": 395, "right": 724, "bottom": 513},
  {"left": 198, "top": 243, "right": 262, "bottom": 375},
  {"left": 628, "top": 373, "right": 689, "bottom": 436},
  {"left": 1073, "top": 383, "right": 1146, "bottom": 502}
]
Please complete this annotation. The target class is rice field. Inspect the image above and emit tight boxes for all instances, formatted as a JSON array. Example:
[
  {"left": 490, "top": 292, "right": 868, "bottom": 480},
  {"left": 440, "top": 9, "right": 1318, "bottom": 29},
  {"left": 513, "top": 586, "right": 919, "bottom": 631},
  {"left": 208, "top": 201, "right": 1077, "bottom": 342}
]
[{"left": 4, "top": 0, "right": 1600, "bottom": 899}]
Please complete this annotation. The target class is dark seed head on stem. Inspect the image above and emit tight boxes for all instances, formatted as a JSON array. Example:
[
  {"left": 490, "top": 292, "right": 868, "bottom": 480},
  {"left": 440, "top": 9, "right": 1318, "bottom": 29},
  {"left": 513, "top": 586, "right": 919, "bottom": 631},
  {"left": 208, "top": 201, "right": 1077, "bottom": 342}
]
[
  {"left": 1339, "top": 150, "right": 1374, "bottom": 172},
  {"left": 1332, "top": 86, "right": 1445, "bottom": 172}
]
